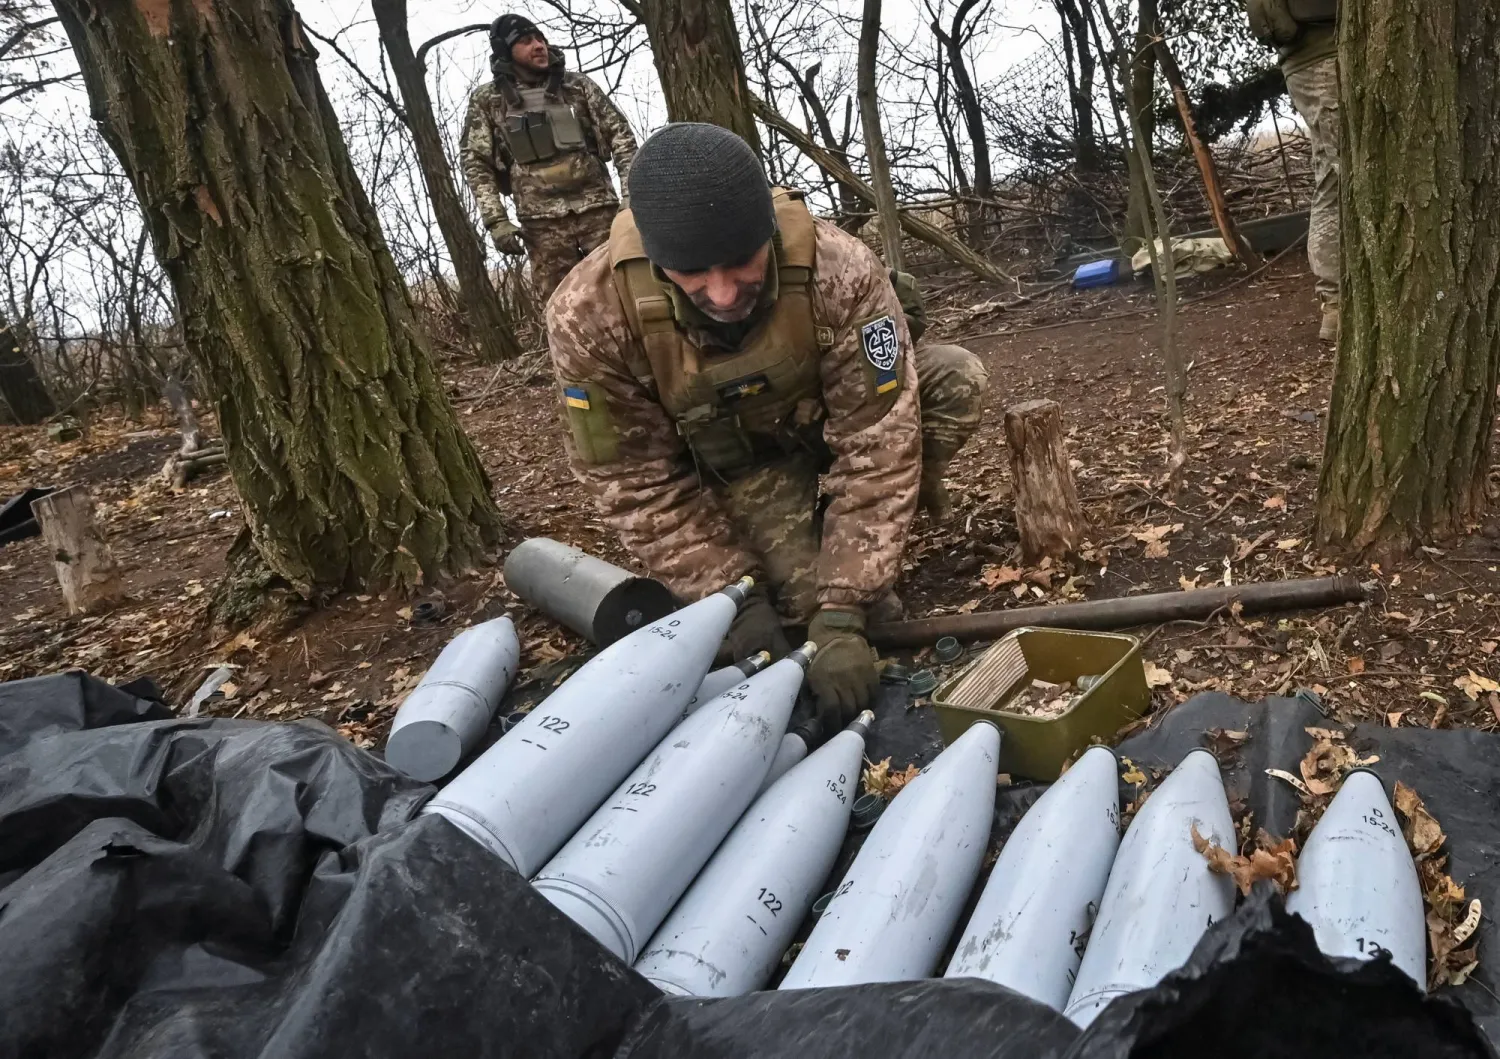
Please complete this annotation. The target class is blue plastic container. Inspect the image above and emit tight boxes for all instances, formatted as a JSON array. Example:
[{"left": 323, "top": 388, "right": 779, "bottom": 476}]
[{"left": 1072, "top": 258, "right": 1120, "bottom": 289}]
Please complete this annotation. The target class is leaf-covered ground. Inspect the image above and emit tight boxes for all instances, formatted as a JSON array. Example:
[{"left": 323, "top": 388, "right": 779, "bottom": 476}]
[{"left": 1, "top": 254, "right": 1498, "bottom": 745}]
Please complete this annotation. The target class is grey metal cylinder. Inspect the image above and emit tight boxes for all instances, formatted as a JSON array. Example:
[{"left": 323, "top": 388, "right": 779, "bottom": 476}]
[
  {"left": 504, "top": 537, "right": 676, "bottom": 646},
  {"left": 385, "top": 617, "right": 520, "bottom": 782}
]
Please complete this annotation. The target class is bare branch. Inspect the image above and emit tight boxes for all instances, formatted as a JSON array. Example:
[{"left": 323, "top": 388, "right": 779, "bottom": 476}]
[
  {"left": 303, "top": 23, "right": 407, "bottom": 122},
  {"left": 414, "top": 23, "right": 490, "bottom": 70}
]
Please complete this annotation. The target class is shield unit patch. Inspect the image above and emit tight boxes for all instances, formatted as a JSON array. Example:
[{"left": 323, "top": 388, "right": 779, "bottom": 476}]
[{"left": 860, "top": 315, "right": 900, "bottom": 371}]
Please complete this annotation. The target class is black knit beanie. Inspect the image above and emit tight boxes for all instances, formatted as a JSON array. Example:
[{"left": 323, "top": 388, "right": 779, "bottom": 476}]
[
  {"left": 628, "top": 123, "right": 776, "bottom": 272},
  {"left": 491, "top": 14, "right": 543, "bottom": 56}
]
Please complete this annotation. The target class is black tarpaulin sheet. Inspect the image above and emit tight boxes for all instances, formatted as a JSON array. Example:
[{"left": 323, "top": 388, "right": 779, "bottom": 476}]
[
  {"left": 0, "top": 672, "right": 656, "bottom": 1058},
  {"left": 1, "top": 672, "right": 1496, "bottom": 1057}
]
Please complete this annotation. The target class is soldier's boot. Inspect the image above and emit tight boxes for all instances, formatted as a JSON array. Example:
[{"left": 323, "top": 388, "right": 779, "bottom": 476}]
[
  {"left": 918, "top": 439, "right": 961, "bottom": 521},
  {"left": 1319, "top": 304, "right": 1340, "bottom": 345}
]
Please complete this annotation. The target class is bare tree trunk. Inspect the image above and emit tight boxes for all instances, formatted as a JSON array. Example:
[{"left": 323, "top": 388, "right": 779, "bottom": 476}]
[
  {"left": 1088, "top": 0, "right": 1184, "bottom": 490},
  {"left": 932, "top": 0, "right": 993, "bottom": 245},
  {"left": 52, "top": 0, "right": 503, "bottom": 598},
  {"left": 1054, "top": 0, "right": 1098, "bottom": 173},
  {"left": 0, "top": 315, "right": 55, "bottom": 424},
  {"left": 858, "top": 0, "right": 904, "bottom": 271},
  {"left": 1123, "top": 0, "right": 1157, "bottom": 249},
  {"left": 1153, "top": 36, "right": 1259, "bottom": 267},
  {"left": 639, "top": 0, "right": 762, "bottom": 155},
  {"left": 372, "top": 0, "right": 520, "bottom": 363},
  {"left": 933, "top": 44, "right": 972, "bottom": 197},
  {"left": 1316, "top": 0, "right": 1500, "bottom": 555}
]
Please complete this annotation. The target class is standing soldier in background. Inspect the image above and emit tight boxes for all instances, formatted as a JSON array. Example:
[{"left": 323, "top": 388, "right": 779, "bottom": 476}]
[
  {"left": 546, "top": 124, "right": 988, "bottom": 730},
  {"left": 1248, "top": 0, "right": 1339, "bottom": 343},
  {"left": 461, "top": 14, "right": 638, "bottom": 302}
]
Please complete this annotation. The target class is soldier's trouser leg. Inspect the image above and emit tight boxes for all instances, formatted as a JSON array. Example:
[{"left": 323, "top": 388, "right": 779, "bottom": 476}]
[
  {"left": 913, "top": 342, "right": 989, "bottom": 516},
  {"left": 1283, "top": 56, "right": 1341, "bottom": 309},
  {"left": 522, "top": 205, "right": 619, "bottom": 305},
  {"left": 715, "top": 455, "right": 822, "bottom": 624}
]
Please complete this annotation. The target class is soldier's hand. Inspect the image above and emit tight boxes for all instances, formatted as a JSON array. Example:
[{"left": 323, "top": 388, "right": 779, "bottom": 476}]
[
  {"left": 806, "top": 606, "right": 879, "bottom": 730},
  {"left": 722, "top": 586, "right": 791, "bottom": 664},
  {"left": 1246, "top": 0, "right": 1299, "bottom": 44},
  {"left": 489, "top": 223, "right": 526, "bottom": 256}
]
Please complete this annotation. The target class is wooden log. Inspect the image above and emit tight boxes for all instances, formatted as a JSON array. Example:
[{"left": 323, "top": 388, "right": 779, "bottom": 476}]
[
  {"left": 868, "top": 575, "right": 1366, "bottom": 649},
  {"left": 30, "top": 485, "right": 123, "bottom": 614},
  {"left": 1005, "top": 399, "right": 1085, "bottom": 563}
]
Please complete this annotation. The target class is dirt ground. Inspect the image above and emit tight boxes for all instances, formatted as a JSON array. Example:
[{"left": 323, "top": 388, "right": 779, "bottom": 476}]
[{"left": 3, "top": 253, "right": 1499, "bottom": 746}]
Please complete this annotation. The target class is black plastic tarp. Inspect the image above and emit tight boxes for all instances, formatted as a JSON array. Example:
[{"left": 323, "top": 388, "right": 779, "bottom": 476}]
[{"left": 1, "top": 670, "right": 1496, "bottom": 1057}]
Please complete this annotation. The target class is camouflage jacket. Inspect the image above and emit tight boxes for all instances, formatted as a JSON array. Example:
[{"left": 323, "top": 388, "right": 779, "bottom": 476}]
[
  {"left": 461, "top": 70, "right": 637, "bottom": 227},
  {"left": 546, "top": 219, "right": 921, "bottom": 609}
]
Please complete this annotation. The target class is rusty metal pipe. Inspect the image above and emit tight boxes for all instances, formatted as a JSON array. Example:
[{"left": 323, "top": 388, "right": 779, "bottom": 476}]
[{"left": 868, "top": 575, "right": 1364, "bottom": 649}]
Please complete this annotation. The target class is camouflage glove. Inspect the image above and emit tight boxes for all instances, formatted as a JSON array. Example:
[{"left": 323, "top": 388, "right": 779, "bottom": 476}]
[
  {"left": 489, "top": 221, "right": 526, "bottom": 257},
  {"left": 806, "top": 606, "right": 879, "bottom": 728},
  {"left": 1246, "top": 0, "right": 1299, "bottom": 44},
  {"left": 722, "top": 586, "right": 791, "bottom": 663},
  {"left": 889, "top": 268, "right": 928, "bottom": 344}
]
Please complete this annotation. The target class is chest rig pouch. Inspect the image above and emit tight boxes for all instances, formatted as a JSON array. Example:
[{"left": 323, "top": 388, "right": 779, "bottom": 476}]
[
  {"left": 500, "top": 82, "right": 589, "bottom": 164},
  {"left": 608, "top": 189, "right": 834, "bottom": 481}
]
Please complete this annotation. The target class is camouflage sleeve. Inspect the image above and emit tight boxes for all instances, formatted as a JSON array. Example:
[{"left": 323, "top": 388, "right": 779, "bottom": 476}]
[
  {"left": 811, "top": 223, "right": 922, "bottom": 610},
  {"left": 460, "top": 88, "right": 512, "bottom": 233},
  {"left": 545, "top": 251, "right": 759, "bottom": 602},
  {"left": 579, "top": 75, "right": 638, "bottom": 196}
]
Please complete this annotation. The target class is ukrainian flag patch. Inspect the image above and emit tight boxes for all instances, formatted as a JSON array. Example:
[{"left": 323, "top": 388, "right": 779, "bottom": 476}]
[
  {"left": 563, "top": 385, "right": 591, "bottom": 410},
  {"left": 875, "top": 368, "right": 899, "bottom": 394}
]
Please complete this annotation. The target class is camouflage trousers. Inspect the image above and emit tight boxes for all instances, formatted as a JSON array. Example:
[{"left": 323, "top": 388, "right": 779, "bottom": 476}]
[
  {"left": 1284, "top": 54, "right": 1340, "bottom": 306},
  {"left": 715, "top": 342, "right": 989, "bottom": 622},
  {"left": 521, "top": 205, "right": 617, "bottom": 305}
]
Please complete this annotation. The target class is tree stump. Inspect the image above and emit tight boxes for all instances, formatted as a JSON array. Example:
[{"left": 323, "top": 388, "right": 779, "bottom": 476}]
[
  {"left": 1004, "top": 399, "right": 1085, "bottom": 564},
  {"left": 30, "top": 485, "right": 123, "bottom": 614}
]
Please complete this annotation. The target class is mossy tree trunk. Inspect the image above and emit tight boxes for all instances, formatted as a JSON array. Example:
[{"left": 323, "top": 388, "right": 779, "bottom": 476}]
[
  {"left": 52, "top": 0, "right": 503, "bottom": 598},
  {"left": 1315, "top": 0, "right": 1500, "bottom": 555},
  {"left": 637, "top": 0, "right": 762, "bottom": 157}
]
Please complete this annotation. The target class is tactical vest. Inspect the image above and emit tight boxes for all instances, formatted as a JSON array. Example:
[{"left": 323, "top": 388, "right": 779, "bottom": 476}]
[
  {"left": 501, "top": 82, "right": 590, "bottom": 165},
  {"left": 609, "top": 189, "right": 834, "bottom": 480}
]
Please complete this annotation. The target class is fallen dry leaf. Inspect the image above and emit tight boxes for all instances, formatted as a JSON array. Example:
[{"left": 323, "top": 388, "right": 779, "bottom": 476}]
[
  {"left": 1393, "top": 781, "right": 1445, "bottom": 857},
  {"left": 1233, "top": 530, "right": 1275, "bottom": 562},
  {"left": 1393, "top": 782, "right": 1479, "bottom": 989},
  {"left": 863, "top": 756, "right": 921, "bottom": 800},
  {"left": 1480, "top": 641, "right": 1497, "bottom": 655},
  {"left": 1203, "top": 727, "right": 1250, "bottom": 758},
  {"left": 1276, "top": 537, "right": 1303, "bottom": 551},
  {"left": 1298, "top": 727, "right": 1379, "bottom": 797},
  {"left": 1120, "top": 756, "right": 1147, "bottom": 787},
  {"left": 224, "top": 630, "right": 260, "bottom": 654},
  {"left": 1178, "top": 573, "right": 1200, "bottom": 591},
  {"left": 980, "top": 564, "right": 1022, "bottom": 589},
  {"left": 396, "top": 606, "right": 415, "bottom": 621},
  {"left": 1263, "top": 495, "right": 1286, "bottom": 510},
  {"left": 1346, "top": 655, "right": 1365, "bottom": 675},
  {"left": 1193, "top": 824, "right": 1298, "bottom": 896},
  {"left": 1387, "top": 711, "right": 1404, "bottom": 728},
  {"left": 1143, "top": 661, "right": 1174, "bottom": 688},
  {"left": 1453, "top": 670, "right": 1499, "bottom": 701}
]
